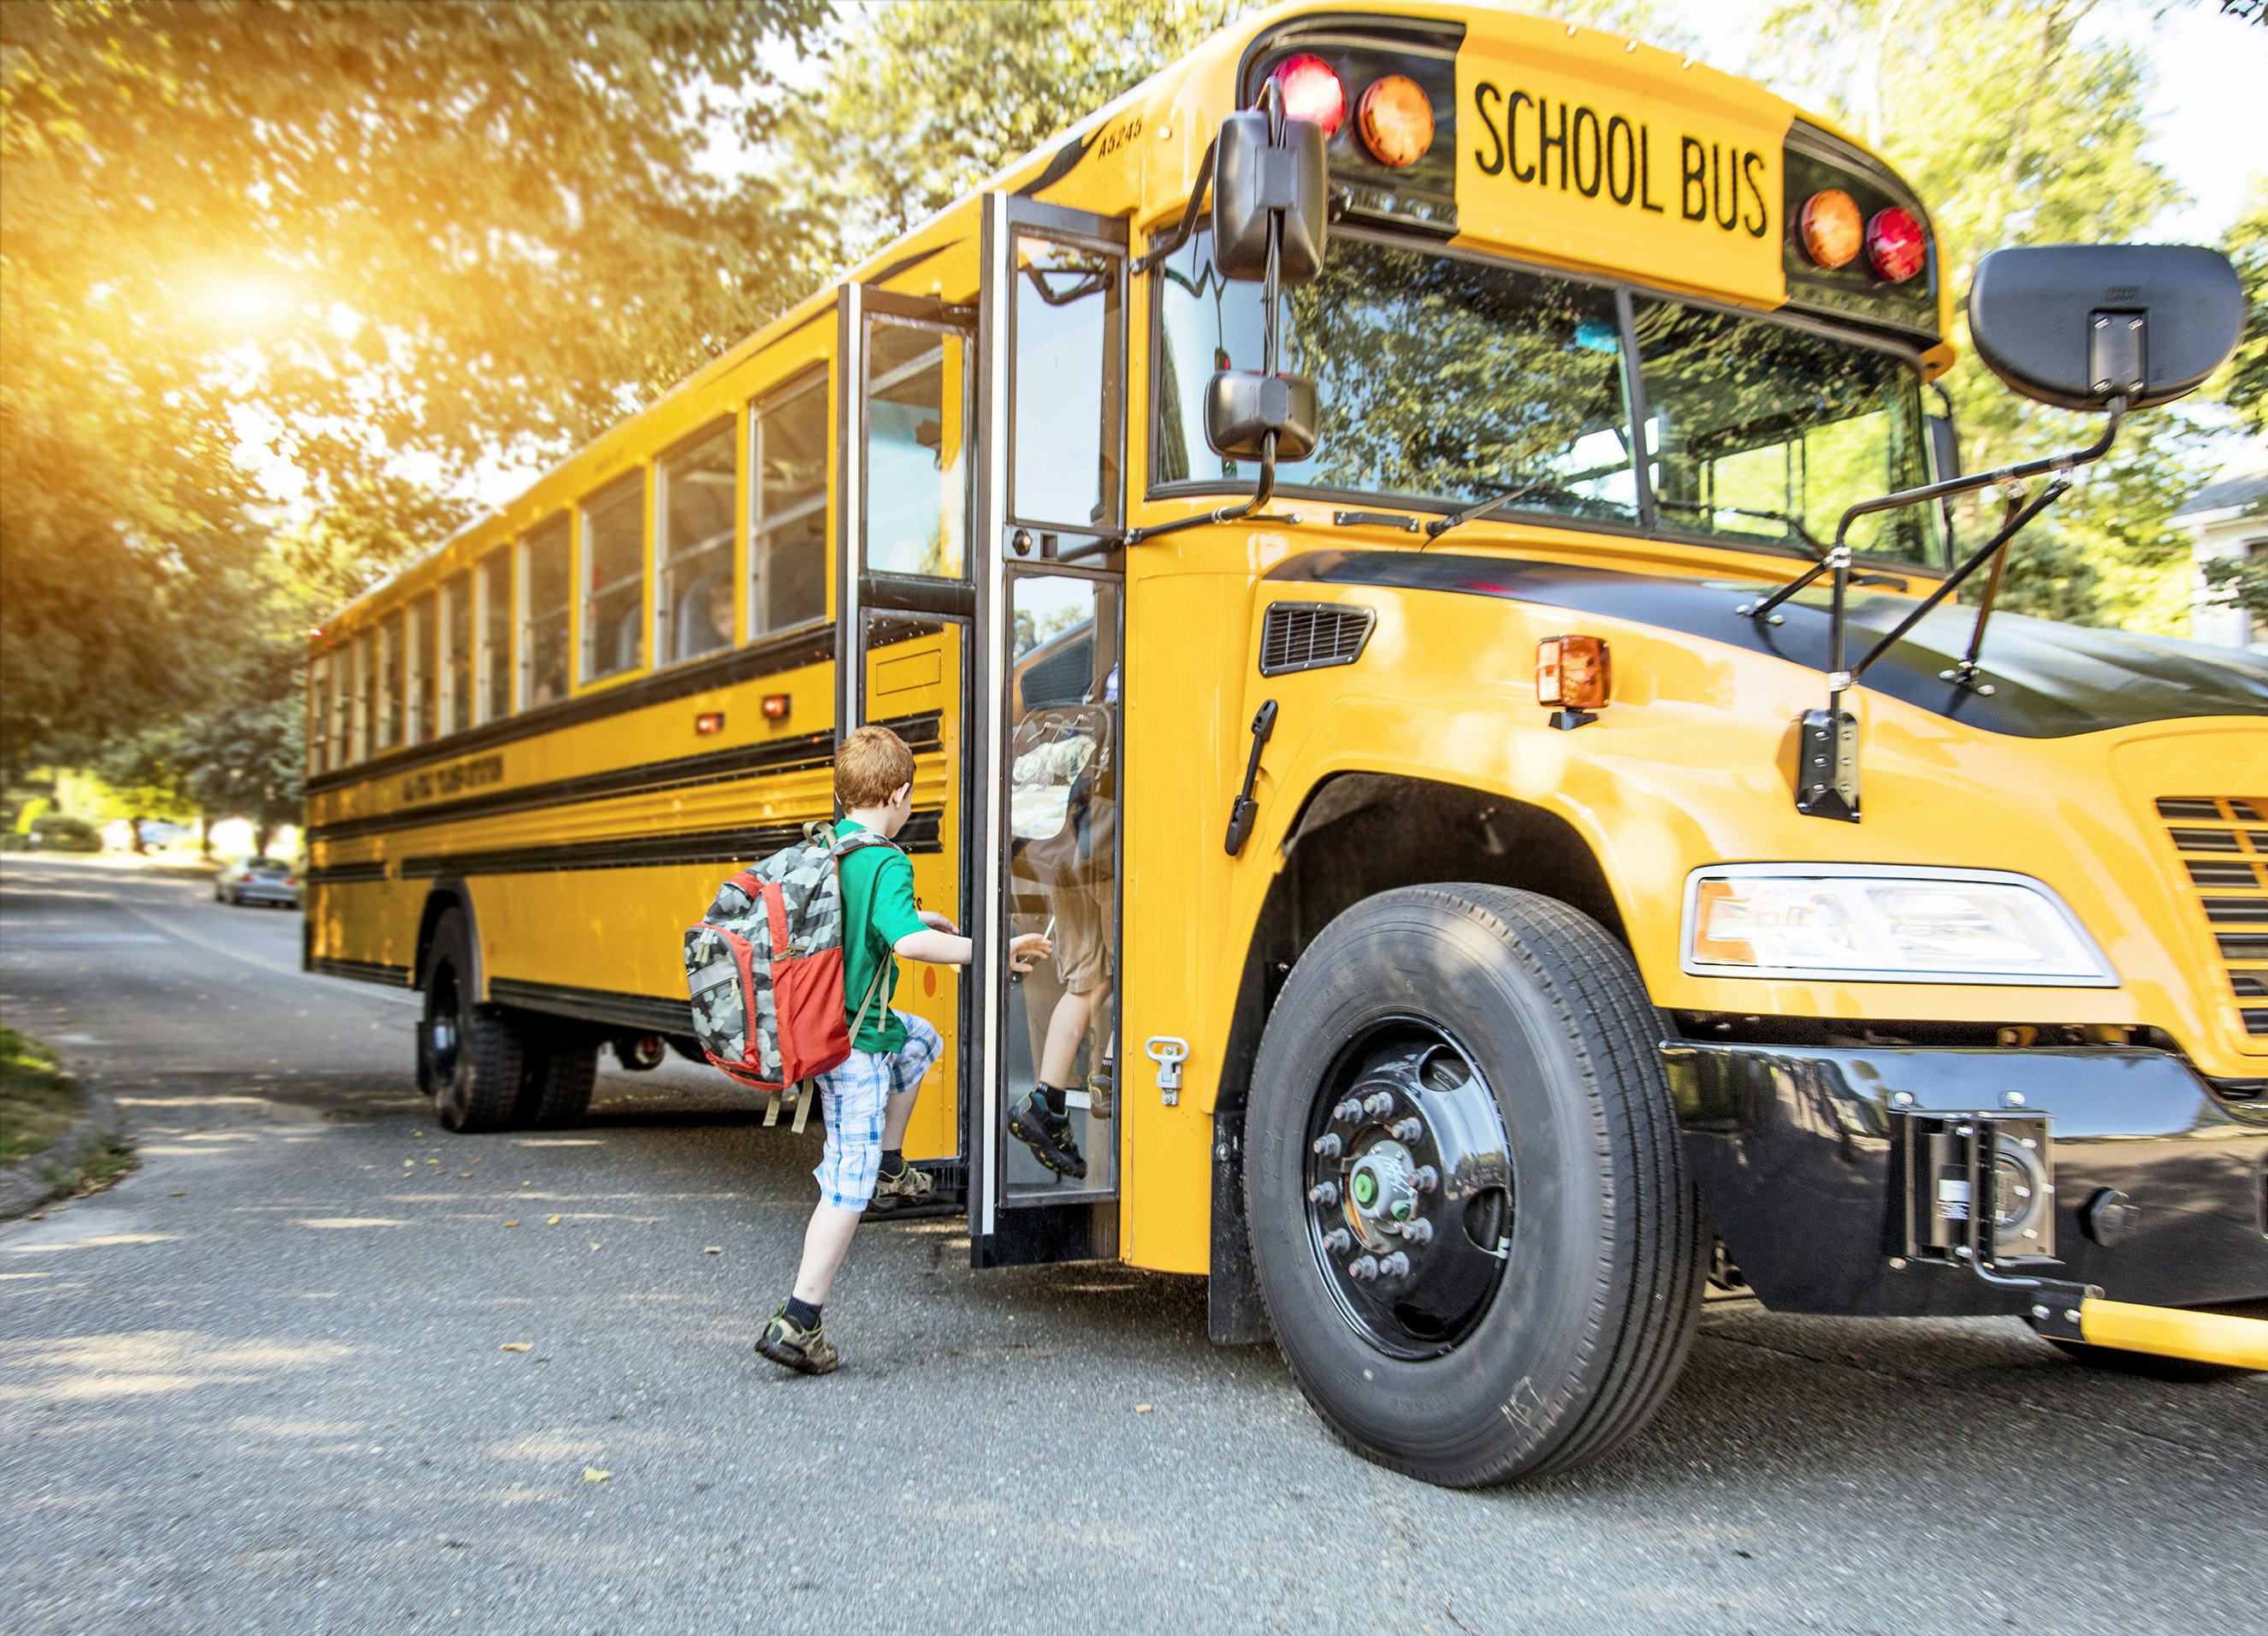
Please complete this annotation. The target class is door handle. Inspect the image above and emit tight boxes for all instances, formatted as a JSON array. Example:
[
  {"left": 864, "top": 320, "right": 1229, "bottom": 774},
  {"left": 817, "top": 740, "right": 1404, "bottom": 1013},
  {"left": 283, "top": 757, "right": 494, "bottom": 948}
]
[{"left": 1223, "top": 699, "right": 1278, "bottom": 857}]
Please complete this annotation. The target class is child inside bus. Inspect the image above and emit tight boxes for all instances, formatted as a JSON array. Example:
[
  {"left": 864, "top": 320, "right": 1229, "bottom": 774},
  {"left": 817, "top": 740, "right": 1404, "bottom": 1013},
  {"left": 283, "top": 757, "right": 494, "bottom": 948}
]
[{"left": 755, "top": 724, "right": 1051, "bottom": 1375}]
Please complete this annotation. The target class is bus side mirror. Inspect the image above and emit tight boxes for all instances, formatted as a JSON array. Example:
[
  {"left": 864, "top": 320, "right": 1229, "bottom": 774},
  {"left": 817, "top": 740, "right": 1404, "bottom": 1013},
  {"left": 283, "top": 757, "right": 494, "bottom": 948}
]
[
  {"left": 1968, "top": 244, "right": 2241, "bottom": 412},
  {"left": 1205, "top": 370, "right": 1318, "bottom": 461},
  {"left": 1212, "top": 109, "right": 1328, "bottom": 284}
]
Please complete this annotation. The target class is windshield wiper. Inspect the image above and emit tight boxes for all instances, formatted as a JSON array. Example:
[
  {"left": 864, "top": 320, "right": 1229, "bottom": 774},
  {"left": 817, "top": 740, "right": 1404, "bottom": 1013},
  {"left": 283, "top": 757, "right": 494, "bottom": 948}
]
[
  {"left": 1425, "top": 477, "right": 1578, "bottom": 541},
  {"left": 1655, "top": 497, "right": 1829, "bottom": 560}
]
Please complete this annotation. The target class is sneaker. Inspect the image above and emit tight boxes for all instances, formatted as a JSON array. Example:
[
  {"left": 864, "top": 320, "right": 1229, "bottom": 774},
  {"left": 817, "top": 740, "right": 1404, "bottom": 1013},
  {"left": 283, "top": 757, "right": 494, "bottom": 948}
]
[
  {"left": 1007, "top": 1089, "right": 1087, "bottom": 1179},
  {"left": 755, "top": 1307, "right": 839, "bottom": 1375},
  {"left": 1087, "top": 1061, "right": 1114, "bottom": 1121},
  {"left": 868, "top": 1159, "right": 935, "bottom": 1215}
]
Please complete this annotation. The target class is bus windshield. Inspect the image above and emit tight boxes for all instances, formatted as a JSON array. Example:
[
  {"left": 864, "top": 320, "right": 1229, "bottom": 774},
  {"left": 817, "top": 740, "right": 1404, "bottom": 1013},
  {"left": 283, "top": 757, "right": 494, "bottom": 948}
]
[{"left": 1153, "top": 230, "right": 1943, "bottom": 566}]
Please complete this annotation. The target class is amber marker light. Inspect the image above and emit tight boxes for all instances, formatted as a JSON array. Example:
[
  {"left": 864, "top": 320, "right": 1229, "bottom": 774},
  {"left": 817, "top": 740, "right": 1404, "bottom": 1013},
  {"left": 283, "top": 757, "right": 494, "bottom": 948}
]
[
  {"left": 761, "top": 693, "right": 791, "bottom": 720},
  {"left": 1689, "top": 880, "right": 1758, "bottom": 966},
  {"left": 1357, "top": 74, "right": 1433, "bottom": 167},
  {"left": 1866, "top": 206, "right": 1927, "bottom": 282},
  {"left": 1536, "top": 636, "right": 1610, "bottom": 711},
  {"left": 1797, "top": 188, "right": 1862, "bottom": 269},
  {"left": 1270, "top": 53, "right": 1347, "bottom": 135},
  {"left": 696, "top": 710, "right": 725, "bottom": 735}
]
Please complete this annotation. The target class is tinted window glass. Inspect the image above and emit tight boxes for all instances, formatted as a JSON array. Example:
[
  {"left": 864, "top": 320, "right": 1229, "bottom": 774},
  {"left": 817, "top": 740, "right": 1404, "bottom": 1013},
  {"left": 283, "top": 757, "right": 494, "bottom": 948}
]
[
  {"left": 1634, "top": 300, "right": 1939, "bottom": 563},
  {"left": 1154, "top": 231, "right": 1637, "bottom": 525},
  {"left": 754, "top": 374, "right": 827, "bottom": 632},
  {"left": 477, "top": 549, "right": 512, "bottom": 723},
  {"left": 660, "top": 422, "right": 736, "bottom": 665},
  {"left": 581, "top": 477, "right": 646, "bottom": 682},
  {"left": 377, "top": 612, "right": 405, "bottom": 750},
  {"left": 522, "top": 518, "right": 571, "bottom": 708}
]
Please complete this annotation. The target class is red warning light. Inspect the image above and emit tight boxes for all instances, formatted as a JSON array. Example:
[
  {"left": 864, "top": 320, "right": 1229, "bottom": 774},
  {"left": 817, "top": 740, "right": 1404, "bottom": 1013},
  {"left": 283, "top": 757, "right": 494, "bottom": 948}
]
[
  {"left": 1270, "top": 53, "right": 1347, "bottom": 136},
  {"left": 1865, "top": 206, "right": 1927, "bottom": 283}
]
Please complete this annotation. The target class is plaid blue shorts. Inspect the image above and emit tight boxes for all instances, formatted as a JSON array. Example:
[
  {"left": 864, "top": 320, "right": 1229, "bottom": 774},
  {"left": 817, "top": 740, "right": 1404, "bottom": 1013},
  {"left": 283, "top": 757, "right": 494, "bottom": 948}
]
[{"left": 813, "top": 1011, "right": 942, "bottom": 1212}]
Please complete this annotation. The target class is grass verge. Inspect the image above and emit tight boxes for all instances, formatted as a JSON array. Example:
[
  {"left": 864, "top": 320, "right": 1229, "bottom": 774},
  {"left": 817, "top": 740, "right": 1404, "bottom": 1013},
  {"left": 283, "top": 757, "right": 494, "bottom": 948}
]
[{"left": 1, "top": 1025, "right": 81, "bottom": 1165}]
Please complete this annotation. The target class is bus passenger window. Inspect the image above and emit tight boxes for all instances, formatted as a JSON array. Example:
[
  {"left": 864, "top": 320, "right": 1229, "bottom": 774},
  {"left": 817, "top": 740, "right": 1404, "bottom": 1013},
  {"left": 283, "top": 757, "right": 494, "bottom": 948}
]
[
  {"left": 377, "top": 611, "right": 405, "bottom": 751},
  {"left": 350, "top": 631, "right": 374, "bottom": 762},
  {"left": 307, "top": 656, "right": 331, "bottom": 779},
  {"left": 658, "top": 421, "right": 736, "bottom": 666},
  {"left": 581, "top": 476, "right": 647, "bottom": 682},
  {"left": 477, "top": 548, "right": 512, "bottom": 724},
  {"left": 864, "top": 318, "right": 968, "bottom": 578},
  {"left": 406, "top": 592, "right": 437, "bottom": 744},
  {"left": 1632, "top": 299, "right": 1939, "bottom": 565},
  {"left": 441, "top": 571, "right": 472, "bottom": 735},
  {"left": 752, "top": 373, "right": 826, "bottom": 633},
  {"left": 1011, "top": 236, "right": 1120, "bottom": 531},
  {"left": 522, "top": 519, "right": 571, "bottom": 708}
]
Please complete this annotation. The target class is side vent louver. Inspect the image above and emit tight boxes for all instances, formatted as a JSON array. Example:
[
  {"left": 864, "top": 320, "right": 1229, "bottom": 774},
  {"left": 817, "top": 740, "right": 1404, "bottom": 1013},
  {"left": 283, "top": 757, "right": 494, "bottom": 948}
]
[
  {"left": 2155, "top": 796, "right": 2268, "bottom": 1040},
  {"left": 1259, "top": 602, "right": 1375, "bottom": 677}
]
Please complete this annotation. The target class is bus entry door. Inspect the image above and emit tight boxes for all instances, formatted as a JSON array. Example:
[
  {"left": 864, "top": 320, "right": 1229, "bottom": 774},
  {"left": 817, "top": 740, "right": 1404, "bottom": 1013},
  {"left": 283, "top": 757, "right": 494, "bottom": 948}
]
[{"left": 969, "top": 193, "right": 1129, "bottom": 1266}]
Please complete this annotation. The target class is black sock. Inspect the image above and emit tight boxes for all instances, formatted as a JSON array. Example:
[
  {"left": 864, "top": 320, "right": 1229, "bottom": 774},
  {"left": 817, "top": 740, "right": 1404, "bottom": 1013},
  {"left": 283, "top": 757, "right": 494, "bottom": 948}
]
[
  {"left": 879, "top": 1148, "right": 904, "bottom": 1178},
  {"left": 1040, "top": 1082, "right": 1067, "bottom": 1117},
  {"left": 783, "top": 1295, "right": 821, "bottom": 1330}
]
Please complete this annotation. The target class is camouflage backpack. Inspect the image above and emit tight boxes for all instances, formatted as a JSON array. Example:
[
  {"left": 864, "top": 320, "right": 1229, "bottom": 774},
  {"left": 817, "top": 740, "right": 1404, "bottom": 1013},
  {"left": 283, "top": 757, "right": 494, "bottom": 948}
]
[{"left": 682, "top": 822, "right": 896, "bottom": 1123}]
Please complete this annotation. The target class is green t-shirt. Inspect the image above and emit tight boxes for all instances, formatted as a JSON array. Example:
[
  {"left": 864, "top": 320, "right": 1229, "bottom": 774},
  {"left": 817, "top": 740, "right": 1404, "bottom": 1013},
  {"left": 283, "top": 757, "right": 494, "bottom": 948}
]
[{"left": 835, "top": 819, "right": 927, "bottom": 1054}]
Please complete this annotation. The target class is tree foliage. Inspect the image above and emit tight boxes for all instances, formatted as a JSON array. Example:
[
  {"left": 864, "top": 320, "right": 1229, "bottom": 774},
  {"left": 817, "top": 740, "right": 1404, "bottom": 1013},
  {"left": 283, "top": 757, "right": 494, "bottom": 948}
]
[{"left": 2220, "top": 180, "right": 2268, "bottom": 436}]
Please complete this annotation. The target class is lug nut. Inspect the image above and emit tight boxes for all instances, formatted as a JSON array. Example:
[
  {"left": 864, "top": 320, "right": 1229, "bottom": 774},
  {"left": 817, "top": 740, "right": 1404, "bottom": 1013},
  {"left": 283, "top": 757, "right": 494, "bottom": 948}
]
[
  {"left": 1377, "top": 1252, "right": 1412, "bottom": 1278},
  {"left": 1322, "top": 1229, "right": 1353, "bottom": 1254},
  {"left": 1412, "top": 1165, "right": 1439, "bottom": 1192},
  {"left": 1308, "top": 1182, "right": 1340, "bottom": 1206},
  {"left": 1389, "top": 1117, "right": 1423, "bottom": 1143},
  {"left": 1400, "top": 1218, "right": 1433, "bottom": 1244},
  {"left": 1347, "top": 1255, "right": 1380, "bottom": 1282},
  {"left": 1312, "top": 1133, "right": 1341, "bottom": 1159},
  {"left": 1362, "top": 1091, "right": 1395, "bottom": 1117},
  {"left": 1333, "top": 1099, "right": 1364, "bottom": 1124}
]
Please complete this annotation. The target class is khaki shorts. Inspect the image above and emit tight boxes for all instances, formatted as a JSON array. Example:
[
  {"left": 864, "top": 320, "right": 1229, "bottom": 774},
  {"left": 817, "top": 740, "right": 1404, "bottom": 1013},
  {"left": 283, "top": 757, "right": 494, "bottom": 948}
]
[{"left": 1048, "top": 877, "right": 1115, "bottom": 994}]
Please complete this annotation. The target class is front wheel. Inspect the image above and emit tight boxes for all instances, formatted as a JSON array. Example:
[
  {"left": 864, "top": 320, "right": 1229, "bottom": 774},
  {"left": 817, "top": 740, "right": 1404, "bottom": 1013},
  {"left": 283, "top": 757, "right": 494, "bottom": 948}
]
[
  {"left": 1246, "top": 885, "right": 1703, "bottom": 1487},
  {"left": 421, "top": 908, "right": 529, "bottom": 1134}
]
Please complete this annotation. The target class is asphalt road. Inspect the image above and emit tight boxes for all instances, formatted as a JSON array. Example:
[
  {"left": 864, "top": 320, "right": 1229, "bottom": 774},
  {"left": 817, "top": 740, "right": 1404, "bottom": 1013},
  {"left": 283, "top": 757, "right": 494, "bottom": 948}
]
[{"left": 3, "top": 853, "right": 2263, "bottom": 1635}]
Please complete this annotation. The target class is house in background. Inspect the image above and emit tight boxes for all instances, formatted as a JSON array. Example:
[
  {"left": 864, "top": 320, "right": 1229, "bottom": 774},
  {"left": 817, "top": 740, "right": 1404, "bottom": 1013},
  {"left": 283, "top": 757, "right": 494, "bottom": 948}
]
[{"left": 2176, "top": 437, "right": 2268, "bottom": 652}]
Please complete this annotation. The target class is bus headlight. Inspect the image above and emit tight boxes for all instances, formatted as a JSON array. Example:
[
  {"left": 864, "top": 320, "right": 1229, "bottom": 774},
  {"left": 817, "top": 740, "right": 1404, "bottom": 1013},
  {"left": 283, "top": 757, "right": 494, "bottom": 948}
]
[{"left": 1681, "top": 866, "right": 2117, "bottom": 986}]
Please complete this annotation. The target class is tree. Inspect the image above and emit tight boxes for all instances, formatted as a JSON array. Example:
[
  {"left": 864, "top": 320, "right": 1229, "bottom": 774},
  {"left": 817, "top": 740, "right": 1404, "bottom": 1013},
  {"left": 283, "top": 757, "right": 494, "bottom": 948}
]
[
  {"left": 2219, "top": 179, "right": 2268, "bottom": 435},
  {"left": 1, "top": 0, "right": 833, "bottom": 777}
]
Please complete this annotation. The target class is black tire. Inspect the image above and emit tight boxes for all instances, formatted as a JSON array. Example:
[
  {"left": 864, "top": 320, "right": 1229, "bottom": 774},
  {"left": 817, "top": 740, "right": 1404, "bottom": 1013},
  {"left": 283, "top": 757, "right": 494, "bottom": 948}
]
[
  {"left": 1245, "top": 884, "right": 1703, "bottom": 1488},
  {"left": 2046, "top": 1338, "right": 2250, "bottom": 1382},
  {"left": 421, "top": 908, "right": 528, "bottom": 1134},
  {"left": 517, "top": 1032, "right": 597, "bottom": 1129}
]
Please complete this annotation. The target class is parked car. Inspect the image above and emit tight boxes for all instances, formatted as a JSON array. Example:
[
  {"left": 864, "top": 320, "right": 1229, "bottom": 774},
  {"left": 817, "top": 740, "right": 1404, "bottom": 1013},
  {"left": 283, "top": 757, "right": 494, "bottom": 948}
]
[
  {"left": 24, "top": 815, "right": 102, "bottom": 852},
  {"left": 215, "top": 857, "right": 300, "bottom": 907}
]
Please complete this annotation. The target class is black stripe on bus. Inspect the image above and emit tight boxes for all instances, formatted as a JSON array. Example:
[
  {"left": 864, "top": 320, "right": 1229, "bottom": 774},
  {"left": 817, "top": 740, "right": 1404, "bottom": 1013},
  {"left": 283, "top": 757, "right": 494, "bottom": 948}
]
[
  {"left": 487, "top": 979, "right": 695, "bottom": 1035},
  {"left": 309, "top": 709, "right": 944, "bottom": 844},
  {"left": 304, "top": 623, "right": 838, "bottom": 797},
  {"left": 307, "top": 957, "right": 414, "bottom": 987},
  {"left": 397, "top": 808, "right": 945, "bottom": 879},
  {"left": 305, "top": 861, "right": 390, "bottom": 885}
]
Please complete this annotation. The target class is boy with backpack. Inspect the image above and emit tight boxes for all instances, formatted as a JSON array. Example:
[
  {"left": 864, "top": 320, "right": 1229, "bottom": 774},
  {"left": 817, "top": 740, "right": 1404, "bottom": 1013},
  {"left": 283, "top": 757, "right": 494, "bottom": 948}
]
[{"left": 755, "top": 724, "right": 1050, "bottom": 1375}]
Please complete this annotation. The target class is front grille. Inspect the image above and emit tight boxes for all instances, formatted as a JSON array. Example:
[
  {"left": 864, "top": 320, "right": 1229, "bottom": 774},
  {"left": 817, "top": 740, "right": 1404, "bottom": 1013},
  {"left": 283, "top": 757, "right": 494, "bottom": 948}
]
[
  {"left": 2157, "top": 797, "right": 2268, "bottom": 1041},
  {"left": 1259, "top": 602, "right": 1376, "bottom": 676}
]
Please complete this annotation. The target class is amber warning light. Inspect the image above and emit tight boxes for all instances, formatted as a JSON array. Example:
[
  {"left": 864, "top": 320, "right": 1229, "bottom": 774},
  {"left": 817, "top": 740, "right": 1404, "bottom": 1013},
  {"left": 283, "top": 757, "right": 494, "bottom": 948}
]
[
  {"left": 1537, "top": 636, "right": 1610, "bottom": 729},
  {"left": 696, "top": 711, "right": 725, "bottom": 736},
  {"left": 761, "top": 694, "right": 791, "bottom": 720}
]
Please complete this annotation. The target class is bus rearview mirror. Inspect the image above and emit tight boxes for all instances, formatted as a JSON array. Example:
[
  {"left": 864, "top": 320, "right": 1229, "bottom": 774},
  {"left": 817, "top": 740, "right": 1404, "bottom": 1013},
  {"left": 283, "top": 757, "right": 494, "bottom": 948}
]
[
  {"left": 1967, "top": 244, "right": 2241, "bottom": 412},
  {"left": 1212, "top": 110, "right": 1328, "bottom": 284},
  {"left": 1205, "top": 370, "right": 1318, "bottom": 462}
]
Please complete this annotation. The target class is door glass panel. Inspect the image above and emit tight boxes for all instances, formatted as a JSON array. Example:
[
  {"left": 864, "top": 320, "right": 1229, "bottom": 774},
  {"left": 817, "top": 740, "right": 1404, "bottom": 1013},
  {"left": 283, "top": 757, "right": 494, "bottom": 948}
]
[
  {"left": 1001, "top": 572, "right": 1121, "bottom": 1200},
  {"left": 1011, "top": 236, "right": 1120, "bottom": 531},
  {"left": 865, "top": 317, "right": 969, "bottom": 578}
]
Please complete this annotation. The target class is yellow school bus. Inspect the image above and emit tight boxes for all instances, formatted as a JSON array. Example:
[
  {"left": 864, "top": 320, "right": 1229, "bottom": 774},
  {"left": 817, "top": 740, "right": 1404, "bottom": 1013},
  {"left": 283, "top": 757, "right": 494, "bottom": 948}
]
[{"left": 308, "top": 2, "right": 2268, "bottom": 1484}]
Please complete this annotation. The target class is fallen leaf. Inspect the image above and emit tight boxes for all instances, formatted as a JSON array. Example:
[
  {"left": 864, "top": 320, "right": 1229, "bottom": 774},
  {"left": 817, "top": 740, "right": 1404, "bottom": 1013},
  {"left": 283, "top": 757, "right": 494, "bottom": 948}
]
[
  {"left": 412, "top": 1130, "right": 423, "bottom": 1138},
  {"left": 520, "top": 1180, "right": 531, "bottom": 1187},
  {"left": 1134, "top": 1403, "right": 1153, "bottom": 1414},
  {"left": 426, "top": 1159, "right": 441, "bottom": 1165},
  {"left": 703, "top": 1247, "right": 722, "bottom": 1255},
  {"left": 499, "top": 1343, "right": 531, "bottom": 1352},
  {"left": 588, "top": 1242, "right": 601, "bottom": 1252},
  {"left": 459, "top": 1172, "right": 474, "bottom": 1178},
  {"left": 170, "top": 1191, "right": 188, "bottom": 1198},
  {"left": 583, "top": 1467, "right": 611, "bottom": 1483},
  {"left": 503, "top": 1219, "right": 520, "bottom": 1228},
  {"left": 547, "top": 1214, "right": 561, "bottom": 1225}
]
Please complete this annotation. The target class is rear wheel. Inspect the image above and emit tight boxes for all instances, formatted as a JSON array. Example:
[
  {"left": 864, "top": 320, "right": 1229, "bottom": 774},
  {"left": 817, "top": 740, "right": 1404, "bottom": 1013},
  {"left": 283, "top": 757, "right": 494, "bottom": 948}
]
[
  {"left": 421, "top": 909, "right": 527, "bottom": 1134},
  {"left": 1245, "top": 884, "right": 1703, "bottom": 1487},
  {"left": 517, "top": 1032, "right": 597, "bottom": 1129}
]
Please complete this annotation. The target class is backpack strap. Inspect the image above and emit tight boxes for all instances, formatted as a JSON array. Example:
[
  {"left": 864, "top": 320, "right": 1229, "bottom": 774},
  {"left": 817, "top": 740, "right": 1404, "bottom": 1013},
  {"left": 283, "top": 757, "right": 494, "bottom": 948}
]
[{"left": 791, "top": 1079, "right": 814, "bottom": 1135}]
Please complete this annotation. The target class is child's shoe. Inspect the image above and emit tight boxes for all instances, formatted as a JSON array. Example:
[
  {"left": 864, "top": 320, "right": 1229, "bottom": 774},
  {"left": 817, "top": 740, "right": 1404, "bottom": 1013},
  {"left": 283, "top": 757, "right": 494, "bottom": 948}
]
[
  {"left": 755, "top": 1306, "right": 839, "bottom": 1375},
  {"left": 1007, "top": 1088, "right": 1087, "bottom": 1179},
  {"left": 868, "top": 1159, "right": 935, "bottom": 1214}
]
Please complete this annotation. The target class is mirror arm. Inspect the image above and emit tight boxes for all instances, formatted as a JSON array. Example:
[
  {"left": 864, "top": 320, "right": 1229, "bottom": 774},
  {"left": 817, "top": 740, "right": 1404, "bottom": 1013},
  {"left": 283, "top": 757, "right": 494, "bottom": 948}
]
[
  {"left": 1845, "top": 475, "right": 2070, "bottom": 684},
  {"left": 1128, "top": 138, "right": 1217, "bottom": 278}
]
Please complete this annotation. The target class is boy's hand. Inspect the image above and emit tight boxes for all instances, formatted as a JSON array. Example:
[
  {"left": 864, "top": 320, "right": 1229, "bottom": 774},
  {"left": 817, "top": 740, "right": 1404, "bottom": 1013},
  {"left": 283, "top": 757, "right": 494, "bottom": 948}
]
[
  {"left": 918, "top": 910, "right": 960, "bottom": 935},
  {"left": 1008, "top": 933, "right": 1052, "bottom": 974}
]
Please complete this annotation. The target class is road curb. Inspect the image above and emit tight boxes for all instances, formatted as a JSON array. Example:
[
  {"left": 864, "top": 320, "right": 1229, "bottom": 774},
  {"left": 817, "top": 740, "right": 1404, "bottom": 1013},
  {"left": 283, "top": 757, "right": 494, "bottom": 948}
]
[{"left": 0, "top": 1087, "right": 126, "bottom": 1219}]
